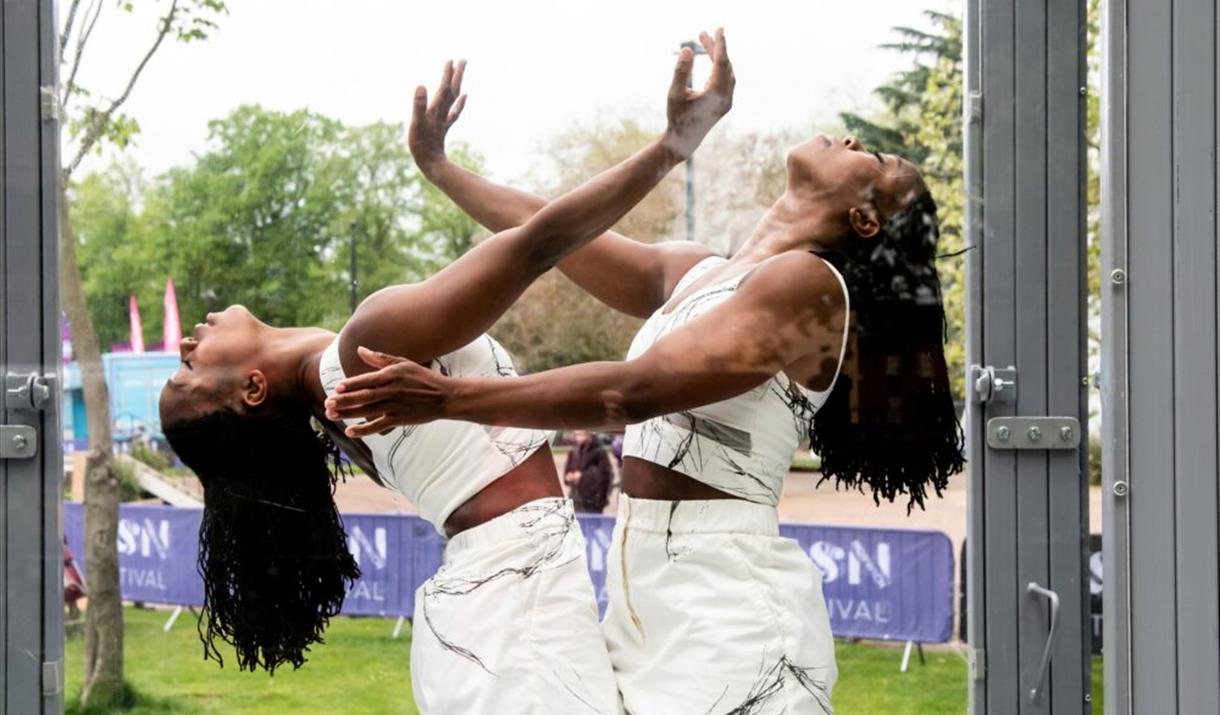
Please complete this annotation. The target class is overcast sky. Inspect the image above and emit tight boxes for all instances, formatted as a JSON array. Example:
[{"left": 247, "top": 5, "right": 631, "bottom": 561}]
[{"left": 68, "top": 0, "right": 951, "bottom": 182}]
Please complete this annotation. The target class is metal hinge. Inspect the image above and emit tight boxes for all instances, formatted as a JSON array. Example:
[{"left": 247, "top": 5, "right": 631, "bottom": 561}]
[
  {"left": 968, "top": 647, "right": 986, "bottom": 681},
  {"left": 6, "top": 372, "right": 54, "bottom": 411},
  {"left": 970, "top": 365, "right": 1016, "bottom": 405},
  {"left": 987, "top": 417, "right": 1081, "bottom": 450},
  {"left": 0, "top": 425, "right": 38, "bottom": 459},
  {"left": 40, "top": 85, "right": 60, "bottom": 122},
  {"left": 42, "top": 659, "right": 63, "bottom": 696},
  {"left": 966, "top": 90, "right": 983, "bottom": 124}
]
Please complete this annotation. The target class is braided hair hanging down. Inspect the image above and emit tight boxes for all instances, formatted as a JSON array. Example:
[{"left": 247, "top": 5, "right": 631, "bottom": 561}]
[
  {"left": 810, "top": 191, "right": 965, "bottom": 511},
  {"left": 162, "top": 406, "right": 360, "bottom": 673}
]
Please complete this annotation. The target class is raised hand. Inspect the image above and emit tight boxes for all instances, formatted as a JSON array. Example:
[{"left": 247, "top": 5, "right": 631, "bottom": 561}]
[
  {"left": 409, "top": 59, "right": 468, "bottom": 174},
  {"left": 665, "top": 28, "right": 735, "bottom": 158}
]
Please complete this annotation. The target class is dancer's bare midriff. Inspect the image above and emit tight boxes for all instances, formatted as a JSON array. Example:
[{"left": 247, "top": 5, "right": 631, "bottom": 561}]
[
  {"left": 621, "top": 456, "right": 741, "bottom": 502},
  {"left": 442, "top": 446, "right": 562, "bottom": 538}
]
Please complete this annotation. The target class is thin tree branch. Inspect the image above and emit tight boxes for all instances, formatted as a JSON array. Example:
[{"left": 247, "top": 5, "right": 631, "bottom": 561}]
[
  {"left": 61, "top": 0, "right": 104, "bottom": 112},
  {"left": 64, "top": 0, "right": 181, "bottom": 180},
  {"left": 59, "top": 0, "right": 84, "bottom": 55}
]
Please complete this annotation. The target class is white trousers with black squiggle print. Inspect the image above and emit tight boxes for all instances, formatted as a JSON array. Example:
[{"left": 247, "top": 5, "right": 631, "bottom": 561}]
[
  {"left": 410, "top": 498, "right": 622, "bottom": 714},
  {"left": 603, "top": 495, "right": 837, "bottom": 715}
]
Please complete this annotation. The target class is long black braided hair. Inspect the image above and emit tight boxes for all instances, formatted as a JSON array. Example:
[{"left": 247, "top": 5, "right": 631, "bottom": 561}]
[
  {"left": 809, "top": 191, "right": 965, "bottom": 510},
  {"left": 162, "top": 405, "right": 360, "bottom": 673}
]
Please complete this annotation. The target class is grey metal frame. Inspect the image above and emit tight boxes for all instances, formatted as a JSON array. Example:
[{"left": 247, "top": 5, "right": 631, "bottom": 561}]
[
  {"left": 0, "top": 0, "right": 64, "bottom": 712},
  {"left": 1101, "top": 0, "right": 1220, "bottom": 713},
  {"left": 965, "top": 0, "right": 1091, "bottom": 712}
]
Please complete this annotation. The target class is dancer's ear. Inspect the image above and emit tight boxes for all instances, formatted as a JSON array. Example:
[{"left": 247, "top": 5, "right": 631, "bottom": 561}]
[
  {"left": 240, "top": 369, "right": 269, "bottom": 408},
  {"left": 849, "top": 204, "right": 881, "bottom": 239}
]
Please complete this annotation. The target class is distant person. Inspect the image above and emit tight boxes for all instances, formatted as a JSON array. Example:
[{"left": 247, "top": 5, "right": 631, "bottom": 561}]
[
  {"left": 159, "top": 42, "right": 730, "bottom": 715},
  {"left": 562, "top": 430, "right": 612, "bottom": 513}
]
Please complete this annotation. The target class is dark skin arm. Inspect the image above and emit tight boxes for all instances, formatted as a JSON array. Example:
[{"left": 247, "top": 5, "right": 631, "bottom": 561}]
[
  {"left": 326, "top": 251, "right": 846, "bottom": 435},
  {"left": 411, "top": 58, "right": 718, "bottom": 319},
  {"left": 340, "top": 33, "right": 733, "bottom": 375}
]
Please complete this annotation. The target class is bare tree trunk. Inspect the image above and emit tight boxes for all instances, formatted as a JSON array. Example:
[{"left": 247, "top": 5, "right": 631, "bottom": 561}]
[{"left": 59, "top": 184, "right": 124, "bottom": 705}]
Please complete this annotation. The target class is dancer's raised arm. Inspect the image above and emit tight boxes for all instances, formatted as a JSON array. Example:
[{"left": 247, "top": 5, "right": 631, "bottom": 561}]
[
  {"left": 410, "top": 59, "right": 717, "bottom": 319},
  {"left": 342, "top": 30, "right": 733, "bottom": 370},
  {"left": 326, "top": 251, "right": 844, "bottom": 435}
]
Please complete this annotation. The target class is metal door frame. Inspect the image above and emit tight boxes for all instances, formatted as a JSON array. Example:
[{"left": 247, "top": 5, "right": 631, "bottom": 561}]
[
  {"left": 964, "top": 0, "right": 1092, "bottom": 712},
  {"left": 1, "top": 0, "right": 64, "bottom": 711}
]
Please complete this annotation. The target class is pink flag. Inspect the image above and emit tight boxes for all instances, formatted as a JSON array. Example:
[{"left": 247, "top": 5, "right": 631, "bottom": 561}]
[
  {"left": 128, "top": 295, "right": 146, "bottom": 354},
  {"left": 163, "top": 278, "right": 182, "bottom": 353}
]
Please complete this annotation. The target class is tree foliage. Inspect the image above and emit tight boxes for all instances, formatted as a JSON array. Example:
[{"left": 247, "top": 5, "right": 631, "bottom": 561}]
[{"left": 72, "top": 106, "right": 484, "bottom": 347}]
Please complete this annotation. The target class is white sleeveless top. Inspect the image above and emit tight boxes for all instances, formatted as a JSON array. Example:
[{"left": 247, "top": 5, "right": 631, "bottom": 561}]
[
  {"left": 621, "top": 255, "right": 850, "bottom": 505},
  {"left": 319, "top": 334, "right": 552, "bottom": 533}
]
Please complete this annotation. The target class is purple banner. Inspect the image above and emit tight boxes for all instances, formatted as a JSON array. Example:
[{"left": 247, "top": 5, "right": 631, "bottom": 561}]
[{"left": 64, "top": 503, "right": 954, "bottom": 643}]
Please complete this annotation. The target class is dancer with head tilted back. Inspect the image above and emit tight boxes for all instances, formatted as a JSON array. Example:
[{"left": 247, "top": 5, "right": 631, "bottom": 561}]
[
  {"left": 326, "top": 29, "right": 962, "bottom": 713},
  {"left": 159, "top": 36, "right": 733, "bottom": 714}
]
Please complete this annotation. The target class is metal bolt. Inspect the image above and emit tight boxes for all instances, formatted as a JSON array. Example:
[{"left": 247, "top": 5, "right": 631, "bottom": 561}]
[
  {"left": 996, "top": 426, "right": 1011, "bottom": 442},
  {"left": 1079, "top": 86, "right": 1087, "bottom": 96},
  {"left": 1085, "top": 693, "right": 1093, "bottom": 703},
  {"left": 1028, "top": 426, "right": 1042, "bottom": 442},
  {"left": 1060, "top": 425, "right": 1074, "bottom": 442},
  {"left": 1110, "top": 268, "right": 1127, "bottom": 285},
  {"left": 12, "top": 434, "right": 27, "bottom": 450},
  {"left": 1113, "top": 481, "right": 1129, "bottom": 497}
]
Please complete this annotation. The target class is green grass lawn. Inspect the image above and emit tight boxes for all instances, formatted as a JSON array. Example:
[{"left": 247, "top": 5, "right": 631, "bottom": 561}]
[{"left": 67, "top": 607, "right": 1102, "bottom": 714}]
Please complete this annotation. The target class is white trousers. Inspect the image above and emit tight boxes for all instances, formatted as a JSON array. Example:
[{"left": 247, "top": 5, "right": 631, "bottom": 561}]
[
  {"left": 603, "top": 495, "right": 837, "bottom": 715},
  {"left": 411, "top": 498, "right": 621, "bottom": 714}
]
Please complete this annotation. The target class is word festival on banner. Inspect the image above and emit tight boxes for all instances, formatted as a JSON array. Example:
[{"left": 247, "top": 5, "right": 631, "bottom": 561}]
[{"left": 64, "top": 503, "right": 954, "bottom": 644}]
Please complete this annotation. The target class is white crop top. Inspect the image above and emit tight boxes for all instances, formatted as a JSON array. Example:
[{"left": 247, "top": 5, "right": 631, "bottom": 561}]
[
  {"left": 621, "top": 255, "right": 850, "bottom": 505},
  {"left": 319, "top": 334, "right": 552, "bottom": 533}
]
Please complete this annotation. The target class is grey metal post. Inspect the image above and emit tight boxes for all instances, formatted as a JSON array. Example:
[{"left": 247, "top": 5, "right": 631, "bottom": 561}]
[
  {"left": 1, "top": 0, "right": 65, "bottom": 712},
  {"left": 1100, "top": 0, "right": 1131, "bottom": 711},
  {"left": 965, "top": 0, "right": 1090, "bottom": 712},
  {"left": 1102, "top": 0, "right": 1220, "bottom": 712}
]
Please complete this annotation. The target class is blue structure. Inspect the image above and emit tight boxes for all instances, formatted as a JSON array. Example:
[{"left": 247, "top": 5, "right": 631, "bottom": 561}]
[{"left": 63, "top": 352, "right": 179, "bottom": 451}]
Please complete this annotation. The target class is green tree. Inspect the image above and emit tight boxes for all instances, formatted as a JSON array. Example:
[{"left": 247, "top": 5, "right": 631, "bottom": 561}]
[
  {"left": 75, "top": 107, "right": 486, "bottom": 345},
  {"left": 58, "top": 1, "right": 227, "bottom": 705},
  {"left": 72, "top": 161, "right": 165, "bottom": 349}
]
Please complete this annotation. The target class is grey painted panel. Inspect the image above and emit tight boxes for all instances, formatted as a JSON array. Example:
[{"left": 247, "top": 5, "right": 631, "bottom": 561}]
[
  {"left": 1044, "top": 0, "right": 1090, "bottom": 711},
  {"left": 1123, "top": 0, "right": 1180, "bottom": 711},
  {"left": 0, "top": 0, "right": 9, "bottom": 703},
  {"left": 3, "top": 0, "right": 46, "bottom": 709},
  {"left": 963, "top": 0, "right": 988, "bottom": 710},
  {"left": 39, "top": 0, "right": 63, "bottom": 709},
  {"left": 1169, "top": 0, "right": 1220, "bottom": 711},
  {"left": 980, "top": 0, "right": 1021, "bottom": 710},
  {"left": 1100, "top": 0, "right": 1132, "bottom": 707},
  {"left": 1013, "top": 2, "right": 1051, "bottom": 712}
]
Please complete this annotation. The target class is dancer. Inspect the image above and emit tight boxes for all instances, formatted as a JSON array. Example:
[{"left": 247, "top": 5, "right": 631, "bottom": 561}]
[
  {"left": 159, "top": 33, "right": 733, "bottom": 715},
  {"left": 326, "top": 59, "right": 963, "bottom": 714}
]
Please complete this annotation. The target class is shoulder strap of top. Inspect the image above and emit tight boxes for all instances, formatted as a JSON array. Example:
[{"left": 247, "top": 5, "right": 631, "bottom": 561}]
[
  {"left": 669, "top": 255, "right": 726, "bottom": 296},
  {"left": 803, "top": 256, "right": 851, "bottom": 403}
]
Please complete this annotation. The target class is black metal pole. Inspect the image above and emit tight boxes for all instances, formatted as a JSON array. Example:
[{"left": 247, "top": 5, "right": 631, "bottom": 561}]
[
  {"left": 679, "top": 40, "right": 706, "bottom": 242},
  {"left": 349, "top": 222, "right": 358, "bottom": 313}
]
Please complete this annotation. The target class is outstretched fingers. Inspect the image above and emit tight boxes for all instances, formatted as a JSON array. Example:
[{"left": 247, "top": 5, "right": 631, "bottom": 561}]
[{"left": 669, "top": 46, "right": 694, "bottom": 99}]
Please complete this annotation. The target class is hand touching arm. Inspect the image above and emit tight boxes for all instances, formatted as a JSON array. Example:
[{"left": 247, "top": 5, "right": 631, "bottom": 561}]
[{"left": 327, "top": 252, "right": 845, "bottom": 434}]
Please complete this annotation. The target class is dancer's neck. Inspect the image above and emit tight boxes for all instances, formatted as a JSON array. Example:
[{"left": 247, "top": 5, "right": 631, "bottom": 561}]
[
  {"left": 732, "top": 191, "right": 845, "bottom": 264},
  {"left": 256, "top": 326, "right": 336, "bottom": 407}
]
